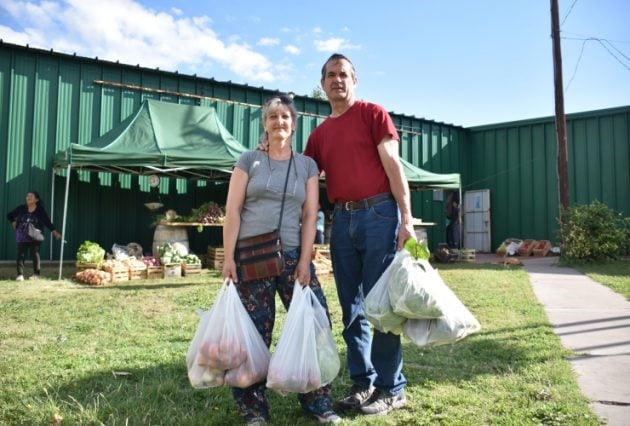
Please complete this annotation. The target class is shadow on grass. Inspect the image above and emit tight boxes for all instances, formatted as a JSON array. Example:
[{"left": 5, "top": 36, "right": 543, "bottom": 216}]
[{"left": 47, "top": 361, "right": 348, "bottom": 425}]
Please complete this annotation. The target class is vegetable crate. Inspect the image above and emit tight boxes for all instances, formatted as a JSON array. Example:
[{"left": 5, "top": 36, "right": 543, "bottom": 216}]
[
  {"left": 532, "top": 240, "right": 551, "bottom": 257},
  {"left": 164, "top": 263, "right": 182, "bottom": 278},
  {"left": 182, "top": 263, "right": 202, "bottom": 276},
  {"left": 108, "top": 266, "right": 129, "bottom": 282},
  {"left": 128, "top": 265, "right": 148, "bottom": 280},
  {"left": 146, "top": 266, "right": 163, "bottom": 279},
  {"left": 518, "top": 239, "right": 536, "bottom": 256},
  {"left": 76, "top": 262, "right": 100, "bottom": 273}
]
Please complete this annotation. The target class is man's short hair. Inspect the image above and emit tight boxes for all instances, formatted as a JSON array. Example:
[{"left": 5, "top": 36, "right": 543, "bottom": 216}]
[{"left": 321, "top": 53, "right": 356, "bottom": 80}]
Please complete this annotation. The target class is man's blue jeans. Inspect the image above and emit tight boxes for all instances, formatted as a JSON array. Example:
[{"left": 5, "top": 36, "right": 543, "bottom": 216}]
[{"left": 330, "top": 198, "right": 406, "bottom": 395}]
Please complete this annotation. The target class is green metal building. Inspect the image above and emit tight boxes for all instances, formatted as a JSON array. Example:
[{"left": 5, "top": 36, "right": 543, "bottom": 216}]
[{"left": 1, "top": 41, "right": 628, "bottom": 261}]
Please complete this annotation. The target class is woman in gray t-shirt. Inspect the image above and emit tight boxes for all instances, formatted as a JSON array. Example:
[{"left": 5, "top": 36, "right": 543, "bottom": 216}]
[{"left": 221, "top": 95, "right": 340, "bottom": 424}]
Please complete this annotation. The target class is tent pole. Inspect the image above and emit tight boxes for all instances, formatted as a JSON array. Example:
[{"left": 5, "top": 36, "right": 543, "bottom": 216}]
[
  {"left": 459, "top": 179, "right": 463, "bottom": 250},
  {"left": 58, "top": 165, "right": 71, "bottom": 280},
  {"left": 50, "top": 169, "right": 55, "bottom": 261}
]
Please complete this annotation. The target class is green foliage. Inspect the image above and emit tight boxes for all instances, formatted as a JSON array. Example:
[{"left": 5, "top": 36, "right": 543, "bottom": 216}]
[
  {"left": 310, "top": 86, "right": 327, "bottom": 100},
  {"left": 559, "top": 200, "right": 627, "bottom": 262}
]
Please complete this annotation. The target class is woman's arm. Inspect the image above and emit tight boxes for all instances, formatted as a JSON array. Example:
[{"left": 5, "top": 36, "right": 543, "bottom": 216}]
[
  {"left": 296, "top": 175, "right": 319, "bottom": 286},
  {"left": 222, "top": 167, "right": 249, "bottom": 283},
  {"left": 37, "top": 207, "right": 61, "bottom": 239}
]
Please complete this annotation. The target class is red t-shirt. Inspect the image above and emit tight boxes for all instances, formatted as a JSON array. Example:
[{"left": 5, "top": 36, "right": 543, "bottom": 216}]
[{"left": 304, "top": 100, "right": 399, "bottom": 203}]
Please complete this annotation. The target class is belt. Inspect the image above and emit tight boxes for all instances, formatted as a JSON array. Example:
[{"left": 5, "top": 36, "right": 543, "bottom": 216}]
[{"left": 335, "top": 193, "right": 394, "bottom": 211}]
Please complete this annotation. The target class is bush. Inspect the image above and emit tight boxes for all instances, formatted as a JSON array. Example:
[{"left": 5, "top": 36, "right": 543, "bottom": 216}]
[{"left": 559, "top": 201, "right": 627, "bottom": 262}]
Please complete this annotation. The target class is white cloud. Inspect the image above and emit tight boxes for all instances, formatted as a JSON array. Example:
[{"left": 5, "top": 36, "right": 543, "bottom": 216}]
[
  {"left": 0, "top": 0, "right": 278, "bottom": 83},
  {"left": 284, "top": 44, "right": 300, "bottom": 55},
  {"left": 258, "top": 37, "right": 280, "bottom": 47},
  {"left": 314, "top": 37, "right": 360, "bottom": 52}
]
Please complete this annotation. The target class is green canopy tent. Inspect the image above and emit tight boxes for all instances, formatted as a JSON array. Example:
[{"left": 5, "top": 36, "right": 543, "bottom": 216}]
[
  {"left": 52, "top": 99, "right": 248, "bottom": 278},
  {"left": 400, "top": 158, "right": 460, "bottom": 191}
]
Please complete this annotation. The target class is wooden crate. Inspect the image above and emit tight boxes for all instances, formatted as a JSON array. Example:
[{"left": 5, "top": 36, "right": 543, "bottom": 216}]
[
  {"left": 76, "top": 262, "right": 100, "bottom": 272},
  {"left": 207, "top": 246, "right": 225, "bottom": 270},
  {"left": 518, "top": 239, "right": 536, "bottom": 256},
  {"left": 532, "top": 240, "right": 551, "bottom": 257},
  {"left": 110, "top": 267, "right": 129, "bottom": 282},
  {"left": 182, "top": 263, "right": 202, "bottom": 276},
  {"left": 455, "top": 249, "right": 476, "bottom": 262},
  {"left": 164, "top": 263, "right": 182, "bottom": 278},
  {"left": 146, "top": 266, "right": 164, "bottom": 279},
  {"left": 129, "top": 266, "right": 148, "bottom": 280}
]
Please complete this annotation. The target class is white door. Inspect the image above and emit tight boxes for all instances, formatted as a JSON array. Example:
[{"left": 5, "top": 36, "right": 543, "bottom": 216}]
[{"left": 463, "top": 190, "right": 491, "bottom": 252}]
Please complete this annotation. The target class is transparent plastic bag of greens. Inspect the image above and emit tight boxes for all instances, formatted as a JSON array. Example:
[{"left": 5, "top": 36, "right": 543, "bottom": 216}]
[
  {"left": 267, "top": 281, "right": 340, "bottom": 395},
  {"left": 364, "top": 251, "right": 407, "bottom": 334},
  {"left": 187, "top": 278, "right": 271, "bottom": 388},
  {"left": 402, "top": 263, "right": 481, "bottom": 348},
  {"left": 388, "top": 253, "right": 444, "bottom": 319}
]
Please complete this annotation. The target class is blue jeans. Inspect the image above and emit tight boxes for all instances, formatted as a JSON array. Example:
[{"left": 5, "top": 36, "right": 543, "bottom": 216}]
[{"left": 330, "top": 198, "right": 406, "bottom": 396}]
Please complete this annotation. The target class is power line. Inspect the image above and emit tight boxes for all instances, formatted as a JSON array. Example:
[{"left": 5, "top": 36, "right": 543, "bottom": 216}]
[
  {"left": 562, "top": 36, "right": 630, "bottom": 92},
  {"left": 560, "top": 0, "right": 579, "bottom": 27}
]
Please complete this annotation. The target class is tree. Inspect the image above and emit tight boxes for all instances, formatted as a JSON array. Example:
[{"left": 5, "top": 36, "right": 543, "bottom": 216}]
[{"left": 311, "top": 86, "right": 327, "bottom": 100}]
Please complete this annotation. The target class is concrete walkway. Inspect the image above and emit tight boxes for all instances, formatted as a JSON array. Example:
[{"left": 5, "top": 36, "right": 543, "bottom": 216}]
[{"left": 477, "top": 254, "right": 630, "bottom": 425}]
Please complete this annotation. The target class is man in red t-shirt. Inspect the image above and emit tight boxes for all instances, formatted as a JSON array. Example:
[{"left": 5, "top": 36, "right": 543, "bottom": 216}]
[{"left": 304, "top": 53, "right": 414, "bottom": 416}]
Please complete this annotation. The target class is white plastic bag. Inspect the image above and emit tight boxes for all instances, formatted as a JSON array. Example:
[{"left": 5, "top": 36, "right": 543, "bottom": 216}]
[
  {"left": 364, "top": 251, "right": 407, "bottom": 334},
  {"left": 401, "top": 262, "right": 481, "bottom": 347},
  {"left": 267, "top": 281, "right": 340, "bottom": 395},
  {"left": 187, "top": 279, "right": 271, "bottom": 388},
  {"left": 388, "top": 253, "right": 444, "bottom": 319}
]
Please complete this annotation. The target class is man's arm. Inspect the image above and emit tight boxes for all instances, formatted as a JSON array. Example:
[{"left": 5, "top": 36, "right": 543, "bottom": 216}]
[{"left": 377, "top": 137, "right": 415, "bottom": 250}]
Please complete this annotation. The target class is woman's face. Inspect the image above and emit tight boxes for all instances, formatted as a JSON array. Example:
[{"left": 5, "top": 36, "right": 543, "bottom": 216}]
[
  {"left": 26, "top": 193, "right": 38, "bottom": 205},
  {"left": 264, "top": 104, "right": 294, "bottom": 143}
]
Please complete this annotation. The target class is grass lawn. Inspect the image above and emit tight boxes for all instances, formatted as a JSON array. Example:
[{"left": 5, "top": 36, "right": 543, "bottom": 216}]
[
  {"left": 0, "top": 261, "right": 600, "bottom": 425},
  {"left": 570, "top": 259, "right": 630, "bottom": 300}
]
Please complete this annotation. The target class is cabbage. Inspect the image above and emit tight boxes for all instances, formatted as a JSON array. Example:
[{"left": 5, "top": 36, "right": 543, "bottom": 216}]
[{"left": 76, "top": 240, "right": 105, "bottom": 263}]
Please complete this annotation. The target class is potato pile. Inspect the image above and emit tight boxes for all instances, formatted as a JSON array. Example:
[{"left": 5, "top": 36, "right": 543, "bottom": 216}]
[{"left": 74, "top": 269, "right": 111, "bottom": 286}]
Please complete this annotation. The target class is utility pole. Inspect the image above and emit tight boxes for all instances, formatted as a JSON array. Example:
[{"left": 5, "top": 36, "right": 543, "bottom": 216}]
[{"left": 551, "top": 0, "right": 570, "bottom": 217}]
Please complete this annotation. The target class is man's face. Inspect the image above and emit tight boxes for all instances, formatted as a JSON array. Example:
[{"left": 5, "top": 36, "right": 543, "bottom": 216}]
[{"left": 321, "top": 59, "right": 356, "bottom": 102}]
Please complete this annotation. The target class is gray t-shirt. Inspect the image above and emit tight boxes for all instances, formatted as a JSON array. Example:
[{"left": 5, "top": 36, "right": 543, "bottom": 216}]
[{"left": 235, "top": 150, "right": 319, "bottom": 250}]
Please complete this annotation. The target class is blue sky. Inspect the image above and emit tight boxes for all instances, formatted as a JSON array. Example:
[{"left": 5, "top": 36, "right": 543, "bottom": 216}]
[{"left": 0, "top": 0, "right": 628, "bottom": 127}]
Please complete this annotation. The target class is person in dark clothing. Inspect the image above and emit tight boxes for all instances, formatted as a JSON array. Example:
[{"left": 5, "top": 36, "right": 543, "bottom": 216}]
[
  {"left": 7, "top": 191, "right": 61, "bottom": 280},
  {"left": 446, "top": 200, "right": 461, "bottom": 249}
]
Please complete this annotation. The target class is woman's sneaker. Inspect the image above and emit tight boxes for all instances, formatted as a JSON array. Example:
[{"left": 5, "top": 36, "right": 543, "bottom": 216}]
[
  {"left": 359, "top": 390, "right": 407, "bottom": 416},
  {"left": 312, "top": 410, "right": 341, "bottom": 424},
  {"left": 16, "top": 275, "right": 24, "bottom": 281}
]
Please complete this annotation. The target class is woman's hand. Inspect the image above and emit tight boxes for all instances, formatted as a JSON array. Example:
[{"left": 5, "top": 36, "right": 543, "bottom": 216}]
[
  {"left": 222, "top": 258, "right": 238, "bottom": 284},
  {"left": 295, "top": 258, "right": 311, "bottom": 287},
  {"left": 52, "top": 230, "right": 61, "bottom": 240},
  {"left": 11, "top": 221, "right": 17, "bottom": 230}
]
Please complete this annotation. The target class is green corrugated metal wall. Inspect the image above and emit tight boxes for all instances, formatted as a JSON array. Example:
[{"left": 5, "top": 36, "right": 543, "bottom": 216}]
[
  {"left": 1, "top": 42, "right": 463, "bottom": 260},
  {"left": 2, "top": 41, "right": 628, "bottom": 261},
  {"left": 467, "top": 106, "right": 630, "bottom": 250}
]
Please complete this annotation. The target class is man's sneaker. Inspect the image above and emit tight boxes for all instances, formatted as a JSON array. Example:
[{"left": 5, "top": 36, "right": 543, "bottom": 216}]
[
  {"left": 16, "top": 275, "right": 24, "bottom": 281},
  {"left": 359, "top": 390, "right": 407, "bottom": 416},
  {"left": 245, "top": 417, "right": 267, "bottom": 426},
  {"left": 312, "top": 410, "right": 342, "bottom": 424},
  {"left": 29, "top": 274, "right": 40, "bottom": 280},
  {"left": 335, "top": 384, "right": 375, "bottom": 411}
]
